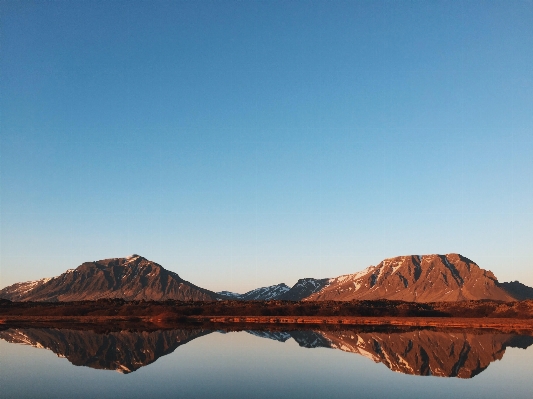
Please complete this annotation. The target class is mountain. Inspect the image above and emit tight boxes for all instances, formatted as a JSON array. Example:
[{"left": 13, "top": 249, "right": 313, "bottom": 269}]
[
  {"left": 496, "top": 281, "right": 533, "bottom": 301},
  {"left": 217, "top": 283, "right": 290, "bottom": 300},
  {"left": 303, "top": 254, "right": 529, "bottom": 302},
  {"left": 216, "top": 253, "right": 531, "bottom": 302},
  {"left": 0, "top": 255, "right": 219, "bottom": 302},
  {"left": 217, "top": 279, "right": 329, "bottom": 301},
  {"left": 278, "top": 278, "right": 330, "bottom": 300},
  {"left": 1, "top": 253, "right": 531, "bottom": 302}
]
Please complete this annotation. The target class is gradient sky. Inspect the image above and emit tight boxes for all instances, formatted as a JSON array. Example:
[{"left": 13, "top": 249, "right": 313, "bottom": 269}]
[{"left": 1, "top": 0, "right": 532, "bottom": 292}]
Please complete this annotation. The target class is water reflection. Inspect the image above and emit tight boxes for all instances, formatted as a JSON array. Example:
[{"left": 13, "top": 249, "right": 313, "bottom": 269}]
[
  {"left": 0, "top": 328, "right": 210, "bottom": 374},
  {"left": 249, "top": 329, "right": 533, "bottom": 378},
  {"left": 1, "top": 326, "right": 532, "bottom": 378}
]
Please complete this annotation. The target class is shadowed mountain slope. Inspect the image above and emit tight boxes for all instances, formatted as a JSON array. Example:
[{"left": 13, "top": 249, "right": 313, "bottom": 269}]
[
  {"left": 497, "top": 281, "right": 533, "bottom": 301},
  {"left": 278, "top": 278, "right": 330, "bottom": 300}
]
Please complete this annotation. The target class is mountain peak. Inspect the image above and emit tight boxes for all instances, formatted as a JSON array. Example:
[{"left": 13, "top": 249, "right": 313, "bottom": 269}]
[
  {"left": 304, "top": 253, "right": 517, "bottom": 302},
  {"left": 0, "top": 256, "right": 218, "bottom": 302},
  {"left": 124, "top": 254, "right": 142, "bottom": 261},
  {"left": 1, "top": 253, "right": 531, "bottom": 303}
]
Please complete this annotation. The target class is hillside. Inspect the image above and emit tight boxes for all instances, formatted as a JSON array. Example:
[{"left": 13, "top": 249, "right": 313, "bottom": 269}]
[{"left": 0, "top": 255, "right": 218, "bottom": 302}]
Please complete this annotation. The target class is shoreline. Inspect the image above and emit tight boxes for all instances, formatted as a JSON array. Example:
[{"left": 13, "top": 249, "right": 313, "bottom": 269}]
[
  {"left": 193, "top": 315, "right": 533, "bottom": 331},
  {"left": 2, "top": 315, "right": 533, "bottom": 332}
]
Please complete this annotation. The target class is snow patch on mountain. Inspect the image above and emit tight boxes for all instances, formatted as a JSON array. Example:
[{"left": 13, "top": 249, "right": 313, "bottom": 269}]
[
  {"left": 218, "top": 284, "right": 290, "bottom": 301},
  {"left": 328, "top": 266, "right": 376, "bottom": 286}
]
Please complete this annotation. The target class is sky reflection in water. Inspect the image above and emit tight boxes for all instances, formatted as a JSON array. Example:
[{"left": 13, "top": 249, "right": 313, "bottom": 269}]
[{"left": 1, "top": 327, "right": 533, "bottom": 399}]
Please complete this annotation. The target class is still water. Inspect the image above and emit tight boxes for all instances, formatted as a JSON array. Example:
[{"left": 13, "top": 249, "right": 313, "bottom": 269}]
[{"left": 1, "top": 326, "right": 532, "bottom": 399}]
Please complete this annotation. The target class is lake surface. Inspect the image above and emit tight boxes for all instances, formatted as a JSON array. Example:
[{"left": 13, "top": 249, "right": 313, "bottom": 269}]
[{"left": 1, "top": 326, "right": 533, "bottom": 398}]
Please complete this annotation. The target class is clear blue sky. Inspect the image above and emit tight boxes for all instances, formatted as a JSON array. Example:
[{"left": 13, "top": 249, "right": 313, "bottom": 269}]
[{"left": 1, "top": 1, "right": 532, "bottom": 292}]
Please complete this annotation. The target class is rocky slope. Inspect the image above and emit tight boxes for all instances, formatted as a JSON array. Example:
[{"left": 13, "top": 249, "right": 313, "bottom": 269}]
[
  {"left": 1, "top": 253, "right": 531, "bottom": 302},
  {"left": 0, "top": 255, "right": 219, "bottom": 302},
  {"left": 218, "top": 283, "right": 290, "bottom": 300},
  {"left": 304, "top": 254, "right": 526, "bottom": 302},
  {"left": 217, "top": 254, "right": 531, "bottom": 302},
  {"left": 217, "top": 278, "right": 329, "bottom": 301},
  {"left": 278, "top": 278, "right": 330, "bottom": 300}
]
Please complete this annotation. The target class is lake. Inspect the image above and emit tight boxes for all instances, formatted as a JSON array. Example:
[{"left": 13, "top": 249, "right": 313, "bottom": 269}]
[{"left": 1, "top": 326, "right": 532, "bottom": 398}]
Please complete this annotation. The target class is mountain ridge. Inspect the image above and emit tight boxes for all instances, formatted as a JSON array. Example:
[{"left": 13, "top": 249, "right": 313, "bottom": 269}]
[
  {"left": 1, "top": 253, "right": 532, "bottom": 302},
  {"left": 0, "top": 255, "right": 219, "bottom": 302}
]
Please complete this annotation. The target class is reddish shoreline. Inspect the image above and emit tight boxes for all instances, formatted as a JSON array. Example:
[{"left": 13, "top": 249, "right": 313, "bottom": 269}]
[
  {"left": 192, "top": 315, "right": 533, "bottom": 331},
  {"left": 2, "top": 315, "right": 533, "bottom": 332}
]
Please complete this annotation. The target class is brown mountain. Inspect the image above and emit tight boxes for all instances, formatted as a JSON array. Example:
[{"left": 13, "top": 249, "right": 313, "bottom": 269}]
[
  {"left": 1, "top": 253, "right": 530, "bottom": 303},
  {"left": 0, "top": 327, "right": 211, "bottom": 373},
  {"left": 0, "top": 255, "right": 219, "bottom": 302},
  {"left": 304, "top": 253, "right": 527, "bottom": 302}
]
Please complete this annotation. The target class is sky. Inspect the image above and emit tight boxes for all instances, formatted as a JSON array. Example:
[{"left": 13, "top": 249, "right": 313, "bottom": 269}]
[{"left": 1, "top": 0, "right": 532, "bottom": 292}]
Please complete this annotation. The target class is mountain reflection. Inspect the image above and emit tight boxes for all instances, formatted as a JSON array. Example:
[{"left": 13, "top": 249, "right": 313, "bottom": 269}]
[
  {"left": 1, "top": 327, "right": 532, "bottom": 378},
  {"left": 0, "top": 328, "right": 210, "bottom": 374},
  {"left": 249, "top": 329, "right": 533, "bottom": 378}
]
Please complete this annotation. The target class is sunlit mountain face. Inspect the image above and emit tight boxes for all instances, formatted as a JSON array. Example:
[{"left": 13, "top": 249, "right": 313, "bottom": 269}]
[
  {"left": 1, "top": 326, "right": 531, "bottom": 378},
  {"left": 2, "top": 254, "right": 532, "bottom": 303}
]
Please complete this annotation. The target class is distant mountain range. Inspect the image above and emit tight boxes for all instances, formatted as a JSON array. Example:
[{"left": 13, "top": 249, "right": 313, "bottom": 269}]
[{"left": 1, "top": 253, "right": 532, "bottom": 302}]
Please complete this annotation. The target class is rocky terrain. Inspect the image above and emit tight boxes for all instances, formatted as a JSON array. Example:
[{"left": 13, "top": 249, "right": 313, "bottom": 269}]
[
  {"left": 220, "top": 254, "right": 533, "bottom": 302},
  {"left": 1, "top": 253, "right": 532, "bottom": 302},
  {"left": 0, "top": 255, "right": 218, "bottom": 302},
  {"left": 218, "top": 283, "right": 290, "bottom": 300},
  {"left": 304, "top": 254, "right": 531, "bottom": 302},
  {"left": 279, "top": 278, "right": 331, "bottom": 300}
]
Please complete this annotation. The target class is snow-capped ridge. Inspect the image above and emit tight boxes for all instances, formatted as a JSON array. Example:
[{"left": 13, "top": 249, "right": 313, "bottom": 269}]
[{"left": 218, "top": 283, "right": 290, "bottom": 301}]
